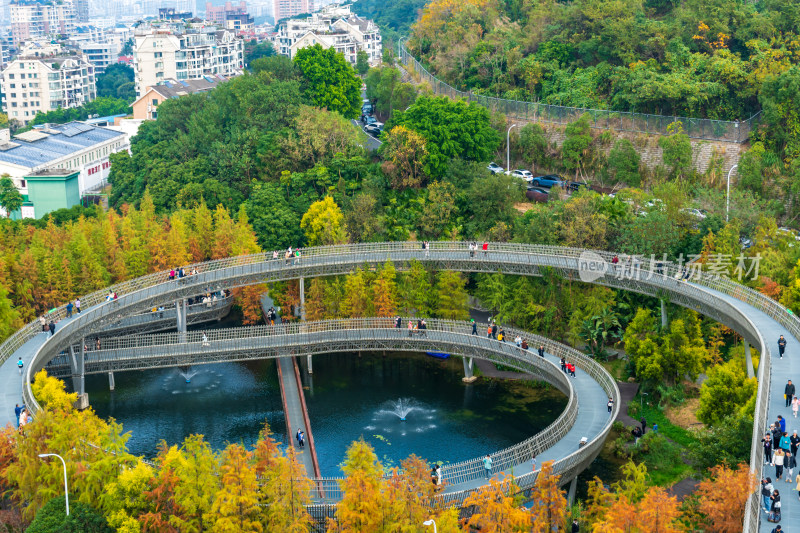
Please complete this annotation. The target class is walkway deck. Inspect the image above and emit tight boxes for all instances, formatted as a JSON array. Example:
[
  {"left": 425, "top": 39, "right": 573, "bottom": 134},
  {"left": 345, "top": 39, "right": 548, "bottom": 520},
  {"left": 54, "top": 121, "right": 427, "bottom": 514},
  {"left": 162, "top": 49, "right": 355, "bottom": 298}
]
[{"left": 261, "top": 295, "right": 320, "bottom": 480}]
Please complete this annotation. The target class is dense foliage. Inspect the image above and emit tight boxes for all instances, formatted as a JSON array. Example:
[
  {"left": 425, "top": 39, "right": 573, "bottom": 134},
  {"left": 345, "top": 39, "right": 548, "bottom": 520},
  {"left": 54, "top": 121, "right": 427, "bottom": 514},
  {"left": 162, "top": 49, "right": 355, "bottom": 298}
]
[
  {"left": 25, "top": 97, "right": 132, "bottom": 129},
  {"left": 94, "top": 64, "right": 135, "bottom": 102}
]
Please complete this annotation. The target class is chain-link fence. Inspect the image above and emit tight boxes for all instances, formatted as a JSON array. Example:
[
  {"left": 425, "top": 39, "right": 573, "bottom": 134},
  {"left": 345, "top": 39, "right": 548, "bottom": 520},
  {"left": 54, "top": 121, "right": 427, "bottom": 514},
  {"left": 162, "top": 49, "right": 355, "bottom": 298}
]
[{"left": 398, "top": 44, "right": 759, "bottom": 143}]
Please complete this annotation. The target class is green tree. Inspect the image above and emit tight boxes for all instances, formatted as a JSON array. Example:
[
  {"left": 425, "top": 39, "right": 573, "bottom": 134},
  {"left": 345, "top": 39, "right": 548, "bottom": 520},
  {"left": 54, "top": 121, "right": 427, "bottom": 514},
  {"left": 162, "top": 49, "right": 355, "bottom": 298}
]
[
  {"left": 419, "top": 180, "right": 457, "bottom": 237},
  {"left": 562, "top": 114, "right": 592, "bottom": 179},
  {"left": 342, "top": 268, "right": 372, "bottom": 317},
  {"left": 386, "top": 95, "right": 501, "bottom": 177},
  {"left": 26, "top": 497, "right": 112, "bottom": 533},
  {"left": 400, "top": 260, "right": 433, "bottom": 316},
  {"left": 372, "top": 261, "right": 398, "bottom": 316},
  {"left": 434, "top": 271, "right": 469, "bottom": 319},
  {"left": 251, "top": 55, "right": 297, "bottom": 80},
  {"left": 759, "top": 66, "right": 800, "bottom": 162},
  {"left": 245, "top": 39, "right": 275, "bottom": 65},
  {"left": 95, "top": 64, "right": 135, "bottom": 101},
  {"left": 300, "top": 196, "right": 349, "bottom": 246},
  {"left": 696, "top": 359, "right": 757, "bottom": 425},
  {"left": 517, "top": 123, "right": 550, "bottom": 171},
  {"left": 356, "top": 50, "right": 370, "bottom": 75},
  {"left": 294, "top": 44, "right": 362, "bottom": 119},
  {"left": 245, "top": 183, "right": 303, "bottom": 250},
  {"left": 607, "top": 139, "right": 641, "bottom": 186},
  {"left": 659, "top": 123, "right": 693, "bottom": 179},
  {"left": 379, "top": 125, "right": 429, "bottom": 189},
  {"left": 0, "top": 176, "right": 24, "bottom": 216}
]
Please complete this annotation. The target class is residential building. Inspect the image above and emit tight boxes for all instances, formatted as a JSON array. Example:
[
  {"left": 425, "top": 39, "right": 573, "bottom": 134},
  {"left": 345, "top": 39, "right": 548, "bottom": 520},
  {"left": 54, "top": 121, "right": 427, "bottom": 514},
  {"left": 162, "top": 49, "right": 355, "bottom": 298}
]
[
  {"left": 159, "top": 7, "right": 193, "bottom": 21},
  {"left": 0, "top": 122, "right": 127, "bottom": 218},
  {"left": 133, "top": 26, "right": 244, "bottom": 96},
  {"left": 131, "top": 75, "right": 233, "bottom": 120},
  {"left": 273, "top": 0, "right": 311, "bottom": 23},
  {"left": 10, "top": 0, "right": 77, "bottom": 47},
  {"left": 73, "top": 0, "right": 88, "bottom": 23},
  {"left": 0, "top": 47, "right": 96, "bottom": 125},
  {"left": 79, "top": 41, "right": 119, "bottom": 73},
  {"left": 274, "top": 3, "right": 380, "bottom": 65}
]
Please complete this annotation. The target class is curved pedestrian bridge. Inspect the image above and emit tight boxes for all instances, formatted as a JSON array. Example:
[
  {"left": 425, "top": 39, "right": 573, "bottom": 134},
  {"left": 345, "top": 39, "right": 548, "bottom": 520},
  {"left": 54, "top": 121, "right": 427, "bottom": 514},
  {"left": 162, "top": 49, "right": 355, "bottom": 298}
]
[{"left": 0, "top": 242, "right": 797, "bottom": 530}]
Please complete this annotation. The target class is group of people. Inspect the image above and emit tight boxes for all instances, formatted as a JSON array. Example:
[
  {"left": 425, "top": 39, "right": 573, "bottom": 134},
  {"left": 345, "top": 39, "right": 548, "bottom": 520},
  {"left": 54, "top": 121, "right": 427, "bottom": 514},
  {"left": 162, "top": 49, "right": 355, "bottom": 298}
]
[
  {"left": 168, "top": 266, "right": 199, "bottom": 281},
  {"left": 266, "top": 306, "right": 279, "bottom": 326},
  {"left": 14, "top": 404, "right": 31, "bottom": 430},
  {"left": 38, "top": 315, "right": 56, "bottom": 336},
  {"left": 395, "top": 316, "right": 428, "bottom": 337},
  {"left": 467, "top": 242, "right": 490, "bottom": 258},
  {"left": 274, "top": 247, "right": 301, "bottom": 265},
  {"left": 560, "top": 357, "right": 577, "bottom": 377},
  {"left": 760, "top": 340, "right": 800, "bottom": 525},
  {"left": 296, "top": 428, "right": 305, "bottom": 448}
]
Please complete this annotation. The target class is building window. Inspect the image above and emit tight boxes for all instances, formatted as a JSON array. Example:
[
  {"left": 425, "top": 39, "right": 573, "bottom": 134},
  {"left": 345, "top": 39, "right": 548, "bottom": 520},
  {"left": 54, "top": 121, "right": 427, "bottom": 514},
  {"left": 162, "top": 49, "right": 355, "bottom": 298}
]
[{"left": 152, "top": 98, "right": 158, "bottom": 106}]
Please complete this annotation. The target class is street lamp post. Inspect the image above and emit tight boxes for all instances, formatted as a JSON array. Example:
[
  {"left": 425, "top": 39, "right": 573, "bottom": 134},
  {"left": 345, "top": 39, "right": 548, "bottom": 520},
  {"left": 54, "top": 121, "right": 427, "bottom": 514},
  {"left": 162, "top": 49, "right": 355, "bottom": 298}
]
[
  {"left": 506, "top": 124, "right": 518, "bottom": 172},
  {"left": 726, "top": 164, "right": 738, "bottom": 223},
  {"left": 39, "top": 454, "right": 69, "bottom": 516},
  {"left": 423, "top": 519, "right": 438, "bottom": 533}
]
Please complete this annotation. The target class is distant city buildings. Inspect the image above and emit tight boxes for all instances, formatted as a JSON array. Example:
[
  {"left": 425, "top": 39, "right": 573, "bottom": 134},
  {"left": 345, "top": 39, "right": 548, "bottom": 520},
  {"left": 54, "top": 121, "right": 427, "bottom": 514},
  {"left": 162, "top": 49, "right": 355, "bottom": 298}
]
[
  {"left": 273, "top": 0, "right": 311, "bottom": 23},
  {"left": 10, "top": 0, "right": 78, "bottom": 47},
  {"left": 205, "top": 2, "right": 255, "bottom": 31},
  {"left": 0, "top": 43, "right": 96, "bottom": 125},
  {"left": 133, "top": 24, "right": 244, "bottom": 96},
  {"left": 274, "top": 3, "right": 381, "bottom": 65}
]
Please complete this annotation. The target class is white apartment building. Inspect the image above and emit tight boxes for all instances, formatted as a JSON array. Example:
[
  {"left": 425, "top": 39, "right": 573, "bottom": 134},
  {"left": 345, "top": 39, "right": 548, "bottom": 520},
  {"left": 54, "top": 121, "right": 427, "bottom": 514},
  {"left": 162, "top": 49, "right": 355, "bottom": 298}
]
[
  {"left": 10, "top": 0, "right": 77, "bottom": 47},
  {"left": 133, "top": 26, "right": 244, "bottom": 96},
  {"left": 0, "top": 51, "right": 96, "bottom": 125},
  {"left": 79, "top": 41, "right": 119, "bottom": 73},
  {"left": 274, "top": 3, "right": 380, "bottom": 65}
]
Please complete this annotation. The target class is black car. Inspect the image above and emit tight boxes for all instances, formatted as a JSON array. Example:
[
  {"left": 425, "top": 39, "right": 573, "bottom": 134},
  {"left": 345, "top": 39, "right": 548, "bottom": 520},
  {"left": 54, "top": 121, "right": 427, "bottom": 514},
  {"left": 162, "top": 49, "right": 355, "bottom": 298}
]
[
  {"left": 361, "top": 102, "right": 374, "bottom": 115},
  {"left": 565, "top": 180, "right": 590, "bottom": 192},
  {"left": 361, "top": 113, "right": 377, "bottom": 124}
]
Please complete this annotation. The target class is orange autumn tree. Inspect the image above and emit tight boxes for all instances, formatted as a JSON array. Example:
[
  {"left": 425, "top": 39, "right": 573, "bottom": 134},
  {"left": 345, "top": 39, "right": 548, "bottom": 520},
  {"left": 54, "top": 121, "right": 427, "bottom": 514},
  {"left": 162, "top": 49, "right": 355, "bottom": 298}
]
[
  {"left": 637, "top": 487, "right": 682, "bottom": 533},
  {"left": 462, "top": 476, "right": 530, "bottom": 533},
  {"left": 381, "top": 455, "right": 436, "bottom": 530},
  {"left": 697, "top": 463, "right": 757, "bottom": 533},
  {"left": 529, "top": 460, "right": 568, "bottom": 533},
  {"left": 330, "top": 438, "right": 386, "bottom": 532}
]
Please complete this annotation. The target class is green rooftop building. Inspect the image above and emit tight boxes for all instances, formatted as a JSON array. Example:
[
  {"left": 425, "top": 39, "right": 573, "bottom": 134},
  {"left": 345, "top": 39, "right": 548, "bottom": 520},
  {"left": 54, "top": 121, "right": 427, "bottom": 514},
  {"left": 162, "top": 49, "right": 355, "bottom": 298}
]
[{"left": 25, "top": 169, "right": 80, "bottom": 219}]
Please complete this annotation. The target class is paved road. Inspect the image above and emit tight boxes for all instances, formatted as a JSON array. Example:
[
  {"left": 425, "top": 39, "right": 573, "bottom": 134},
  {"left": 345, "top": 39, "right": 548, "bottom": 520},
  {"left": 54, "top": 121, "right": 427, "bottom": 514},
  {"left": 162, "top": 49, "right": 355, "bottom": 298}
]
[{"left": 352, "top": 119, "right": 382, "bottom": 151}]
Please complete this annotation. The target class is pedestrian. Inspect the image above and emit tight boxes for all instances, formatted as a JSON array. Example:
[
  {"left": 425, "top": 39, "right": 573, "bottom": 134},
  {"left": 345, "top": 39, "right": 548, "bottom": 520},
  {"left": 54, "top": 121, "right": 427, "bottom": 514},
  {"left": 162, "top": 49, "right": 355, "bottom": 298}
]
[
  {"left": 434, "top": 465, "right": 442, "bottom": 486},
  {"left": 424, "top": 241, "right": 430, "bottom": 258},
  {"left": 515, "top": 334, "right": 522, "bottom": 348},
  {"left": 498, "top": 328, "right": 506, "bottom": 342},
  {"left": 640, "top": 417, "right": 647, "bottom": 434},
  {"left": 791, "top": 430, "right": 799, "bottom": 457},
  {"left": 113, "top": 291, "right": 118, "bottom": 300},
  {"left": 796, "top": 470, "right": 800, "bottom": 500},
  {"left": 66, "top": 300, "right": 73, "bottom": 318},
  {"left": 768, "top": 489, "right": 781, "bottom": 522},
  {"left": 202, "top": 333, "right": 210, "bottom": 347},
  {"left": 471, "top": 319, "right": 477, "bottom": 335},
  {"left": 395, "top": 316, "right": 401, "bottom": 329},
  {"left": 483, "top": 454, "right": 492, "bottom": 479},
  {"left": 787, "top": 451, "right": 796, "bottom": 483},
  {"left": 48, "top": 320, "right": 55, "bottom": 336},
  {"left": 569, "top": 363, "right": 576, "bottom": 377},
  {"left": 487, "top": 324, "right": 492, "bottom": 338},
  {"left": 491, "top": 323, "right": 498, "bottom": 339},
  {"left": 571, "top": 519, "right": 580, "bottom": 533},
  {"left": 764, "top": 433, "right": 774, "bottom": 464},
  {"left": 17, "top": 357, "right": 23, "bottom": 375},
  {"left": 793, "top": 395, "right": 800, "bottom": 418},
  {"left": 531, "top": 454, "right": 537, "bottom": 471},
  {"left": 778, "top": 415, "right": 787, "bottom": 433},
  {"left": 482, "top": 241, "right": 488, "bottom": 257},
  {"left": 14, "top": 404, "right": 23, "bottom": 427},
  {"left": 408, "top": 320, "right": 413, "bottom": 337},
  {"left": 774, "top": 448, "right": 786, "bottom": 480},
  {"left": 295, "top": 250, "right": 301, "bottom": 264},
  {"left": 762, "top": 477, "right": 774, "bottom": 511},
  {"left": 420, "top": 319, "right": 427, "bottom": 337},
  {"left": 607, "top": 397, "right": 614, "bottom": 413},
  {"left": 95, "top": 337, "right": 101, "bottom": 350},
  {"left": 771, "top": 526, "right": 782, "bottom": 533},
  {"left": 786, "top": 381, "right": 796, "bottom": 408},
  {"left": 632, "top": 426, "right": 642, "bottom": 444},
  {"left": 561, "top": 357, "right": 567, "bottom": 372},
  {"left": 773, "top": 424, "right": 783, "bottom": 449},
  {"left": 272, "top": 250, "right": 278, "bottom": 260},
  {"left": 469, "top": 242, "right": 475, "bottom": 258},
  {"left": 780, "top": 432, "right": 791, "bottom": 453},
  {"left": 521, "top": 339, "right": 529, "bottom": 351},
  {"left": 538, "top": 345, "right": 545, "bottom": 358},
  {"left": 39, "top": 315, "right": 46, "bottom": 332},
  {"left": 779, "top": 335, "right": 787, "bottom": 358},
  {"left": 169, "top": 268, "right": 175, "bottom": 281},
  {"left": 296, "top": 429, "right": 305, "bottom": 448},
  {"left": 75, "top": 298, "right": 81, "bottom": 313}
]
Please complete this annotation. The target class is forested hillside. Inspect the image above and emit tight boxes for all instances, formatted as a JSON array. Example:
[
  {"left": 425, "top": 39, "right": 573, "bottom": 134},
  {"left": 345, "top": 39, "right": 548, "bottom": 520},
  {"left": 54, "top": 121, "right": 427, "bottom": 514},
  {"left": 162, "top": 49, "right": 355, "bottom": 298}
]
[{"left": 408, "top": 0, "right": 794, "bottom": 120}]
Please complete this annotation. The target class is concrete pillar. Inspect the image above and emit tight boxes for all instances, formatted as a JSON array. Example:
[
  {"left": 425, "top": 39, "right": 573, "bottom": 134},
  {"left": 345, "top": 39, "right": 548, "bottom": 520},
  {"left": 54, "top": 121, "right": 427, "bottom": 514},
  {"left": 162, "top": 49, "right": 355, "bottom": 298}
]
[
  {"left": 462, "top": 357, "right": 477, "bottom": 383},
  {"left": 567, "top": 476, "right": 578, "bottom": 505},
  {"left": 108, "top": 371, "right": 115, "bottom": 391},
  {"left": 176, "top": 299, "right": 183, "bottom": 332},
  {"left": 78, "top": 339, "right": 85, "bottom": 397},
  {"left": 299, "top": 277, "right": 306, "bottom": 321},
  {"left": 744, "top": 341, "right": 754, "bottom": 379},
  {"left": 180, "top": 299, "right": 188, "bottom": 332},
  {"left": 307, "top": 354, "right": 313, "bottom": 374},
  {"left": 660, "top": 299, "right": 668, "bottom": 329},
  {"left": 72, "top": 340, "right": 89, "bottom": 409}
]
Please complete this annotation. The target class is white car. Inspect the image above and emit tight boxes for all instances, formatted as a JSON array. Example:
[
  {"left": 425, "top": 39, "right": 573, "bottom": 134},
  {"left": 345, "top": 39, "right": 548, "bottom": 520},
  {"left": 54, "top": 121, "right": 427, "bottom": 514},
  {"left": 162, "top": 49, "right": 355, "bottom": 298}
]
[
  {"left": 681, "top": 208, "right": 707, "bottom": 219},
  {"left": 508, "top": 169, "right": 534, "bottom": 182},
  {"left": 487, "top": 162, "right": 504, "bottom": 174}
]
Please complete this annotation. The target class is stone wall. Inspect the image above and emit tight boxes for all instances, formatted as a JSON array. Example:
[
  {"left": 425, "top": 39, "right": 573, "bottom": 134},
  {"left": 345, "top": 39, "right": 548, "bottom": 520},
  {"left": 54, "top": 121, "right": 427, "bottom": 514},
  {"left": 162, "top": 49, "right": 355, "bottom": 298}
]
[{"left": 519, "top": 120, "right": 745, "bottom": 178}]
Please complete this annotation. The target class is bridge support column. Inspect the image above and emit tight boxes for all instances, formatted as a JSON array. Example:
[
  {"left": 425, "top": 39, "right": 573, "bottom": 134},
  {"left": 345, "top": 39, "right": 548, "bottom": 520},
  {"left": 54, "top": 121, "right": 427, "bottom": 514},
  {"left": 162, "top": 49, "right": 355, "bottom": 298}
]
[
  {"left": 744, "top": 341, "right": 754, "bottom": 379},
  {"left": 567, "top": 476, "right": 578, "bottom": 505},
  {"left": 108, "top": 371, "right": 115, "bottom": 391},
  {"left": 462, "top": 357, "right": 477, "bottom": 383},
  {"left": 299, "top": 277, "right": 306, "bottom": 321},
  {"left": 307, "top": 354, "right": 313, "bottom": 374},
  {"left": 69, "top": 345, "right": 88, "bottom": 408},
  {"left": 660, "top": 299, "right": 668, "bottom": 329}
]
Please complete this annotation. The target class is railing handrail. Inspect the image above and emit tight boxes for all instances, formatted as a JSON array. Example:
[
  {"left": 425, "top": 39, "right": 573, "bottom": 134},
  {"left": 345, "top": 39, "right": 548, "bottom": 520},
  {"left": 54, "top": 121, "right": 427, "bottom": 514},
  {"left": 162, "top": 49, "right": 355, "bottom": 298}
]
[{"left": 397, "top": 42, "right": 759, "bottom": 143}]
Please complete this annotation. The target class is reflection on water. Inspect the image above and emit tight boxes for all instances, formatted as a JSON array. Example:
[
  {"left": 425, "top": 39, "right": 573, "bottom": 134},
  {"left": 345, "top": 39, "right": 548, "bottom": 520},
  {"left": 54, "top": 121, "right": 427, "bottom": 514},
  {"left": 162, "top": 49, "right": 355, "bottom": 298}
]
[{"left": 84, "top": 352, "right": 567, "bottom": 476}]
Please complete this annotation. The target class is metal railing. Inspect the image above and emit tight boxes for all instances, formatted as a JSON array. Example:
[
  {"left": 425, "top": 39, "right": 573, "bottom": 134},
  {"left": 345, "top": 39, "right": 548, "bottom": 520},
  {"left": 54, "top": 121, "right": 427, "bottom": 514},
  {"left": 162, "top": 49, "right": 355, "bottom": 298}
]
[
  {"left": 397, "top": 43, "right": 759, "bottom": 143},
  {"left": 6, "top": 241, "right": 797, "bottom": 531}
]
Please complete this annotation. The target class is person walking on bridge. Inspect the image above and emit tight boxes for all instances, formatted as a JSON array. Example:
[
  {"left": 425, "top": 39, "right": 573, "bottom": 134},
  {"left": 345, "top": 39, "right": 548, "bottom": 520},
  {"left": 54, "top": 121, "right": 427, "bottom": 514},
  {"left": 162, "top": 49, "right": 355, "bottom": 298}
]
[
  {"left": 538, "top": 345, "right": 545, "bottom": 358},
  {"left": 48, "top": 320, "right": 55, "bottom": 336},
  {"left": 17, "top": 357, "right": 23, "bottom": 375},
  {"left": 779, "top": 335, "right": 787, "bottom": 358},
  {"left": 483, "top": 454, "right": 492, "bottom": 479},
  {"left": 75, "top": 298, "right": 81, "bottom": 313},
  {"left": 471, "top": 319, "right": 477, "bottom": 335},
  {"left": 66, "top": 300, "right": 73, "bottom": 318},
  {"left": 786, "top": 381, "right": 795, "bottom": 407},
  {"left": 296, "top": 429, "right": 305, "bottom": 448}
]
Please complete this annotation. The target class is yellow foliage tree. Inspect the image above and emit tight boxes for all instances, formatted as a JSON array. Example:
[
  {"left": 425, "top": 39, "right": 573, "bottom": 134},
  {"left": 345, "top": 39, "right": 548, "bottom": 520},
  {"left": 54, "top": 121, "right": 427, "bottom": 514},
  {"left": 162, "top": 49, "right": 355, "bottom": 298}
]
[{"left": 207, "top": 444, "right": 263, "bottom": 532}]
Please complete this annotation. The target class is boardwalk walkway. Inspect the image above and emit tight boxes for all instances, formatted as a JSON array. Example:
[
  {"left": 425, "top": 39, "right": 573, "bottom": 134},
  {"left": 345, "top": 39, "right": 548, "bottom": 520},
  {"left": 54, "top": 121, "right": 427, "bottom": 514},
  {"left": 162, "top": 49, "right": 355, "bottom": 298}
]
[{"left": 261, "top": 295, "right": 320, "bottom": 479}]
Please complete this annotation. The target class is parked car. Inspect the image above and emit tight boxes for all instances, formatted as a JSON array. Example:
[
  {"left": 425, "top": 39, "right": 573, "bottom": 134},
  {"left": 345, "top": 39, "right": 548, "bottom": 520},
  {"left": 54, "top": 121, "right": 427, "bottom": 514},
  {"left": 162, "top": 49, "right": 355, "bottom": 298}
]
[
  {"left": 364, "top": 123, "right": 383, "bottom": 136},
  {"left": 508, "top": 169, "right": 534, "bottom": 182},
  {"left": 681, "top": 208, "right": 707, "bottom": 219},
  {"left": 565, "top": 180, "right": 590, "bottom": 192},
  {"left": 526, "top": 186, "right": 549, "bottom": 203},
  {"left": 362, "top": 115, "right": 378, "bottom": 125},
  {"left": 530, "top": 174, "right": 565, "bottom": 188},
  {"left": 361, "top": 102, "right": 374, "bottom": 115},
  {"left": 487, "top": 162, "right": 504, "bottom": 174}
]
